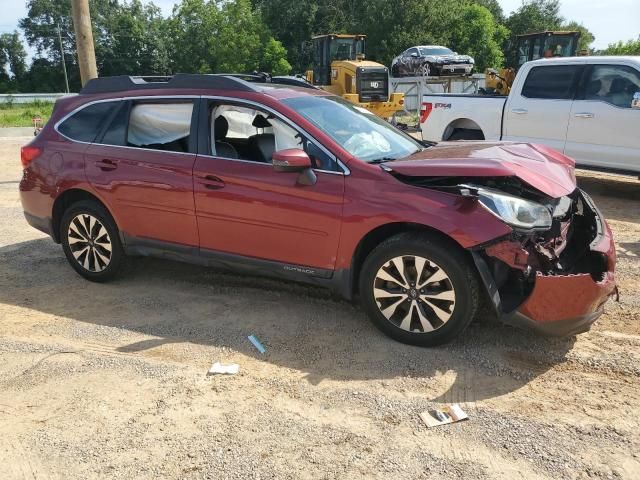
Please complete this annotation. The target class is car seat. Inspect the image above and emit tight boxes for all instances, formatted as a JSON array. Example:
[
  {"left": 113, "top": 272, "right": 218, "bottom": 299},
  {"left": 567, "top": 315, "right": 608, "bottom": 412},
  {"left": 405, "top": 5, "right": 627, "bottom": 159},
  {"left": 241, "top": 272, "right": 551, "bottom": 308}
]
[
  {"left": 248, "top": 115, "right": 275, "bottom": 163},
  {"left": 584, "top": 79, "right": 602, "bottom": 100},
  {"left": 213, "top": 116, "right": 239, "bottom": 159},
  {"left": 608, "top": 78, "right": 631, "bottom": 108}
]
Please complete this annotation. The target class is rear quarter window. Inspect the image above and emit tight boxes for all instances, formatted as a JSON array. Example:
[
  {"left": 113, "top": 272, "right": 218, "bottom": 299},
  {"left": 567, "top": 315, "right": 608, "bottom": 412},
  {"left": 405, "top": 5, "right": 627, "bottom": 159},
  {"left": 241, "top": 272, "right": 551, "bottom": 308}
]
[
  {"left": 57, "top": 101, "right": 118, "bottom": 142},
  {"left": 521, "top": 65, "right": 583, "bottom": 100}
]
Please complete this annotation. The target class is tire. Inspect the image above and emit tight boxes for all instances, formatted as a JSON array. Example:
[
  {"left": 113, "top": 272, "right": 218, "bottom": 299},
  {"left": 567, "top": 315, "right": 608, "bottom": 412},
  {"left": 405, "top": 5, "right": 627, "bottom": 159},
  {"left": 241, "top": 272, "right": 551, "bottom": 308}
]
[
  {"left": 359, "top": 232, "right": 480, "bottom": 347},
  {"left": 448, "top": 128, "right": 485, "bottom": 141},
  {"left": 60, "top": 200, "right": 126, "bottom": 282},
  {"left": 418, "top": 63, "right": 431, "bottom": 77}
]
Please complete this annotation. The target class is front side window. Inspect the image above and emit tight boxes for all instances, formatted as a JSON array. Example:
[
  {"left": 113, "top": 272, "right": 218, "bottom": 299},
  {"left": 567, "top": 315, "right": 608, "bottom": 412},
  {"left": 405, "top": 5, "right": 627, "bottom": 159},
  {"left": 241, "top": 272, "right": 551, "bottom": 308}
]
[
  {"left": 583, "top": 65, "right": 640, "bottom": 109},
  {"left": 283, "top": 95, "right": 422, "bottom": 163},
  {"left": 127, "top": 102, "right": 194, "bottom": 152},
  {"left": 210, "top": 103, "right": 338, "bottom": 171},
  {"left": 521, "top": 65, "right": 582, "bottom": 100},
  {"left": 58, "top": 101, "right": 117, "bottom": 142}
]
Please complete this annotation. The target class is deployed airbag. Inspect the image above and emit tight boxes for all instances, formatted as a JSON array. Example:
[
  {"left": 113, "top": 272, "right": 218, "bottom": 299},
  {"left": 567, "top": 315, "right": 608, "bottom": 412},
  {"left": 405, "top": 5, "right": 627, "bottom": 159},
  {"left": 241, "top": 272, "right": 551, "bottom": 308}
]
[{"left": 128, "top": 103, "right": 193, "bottom": 146}]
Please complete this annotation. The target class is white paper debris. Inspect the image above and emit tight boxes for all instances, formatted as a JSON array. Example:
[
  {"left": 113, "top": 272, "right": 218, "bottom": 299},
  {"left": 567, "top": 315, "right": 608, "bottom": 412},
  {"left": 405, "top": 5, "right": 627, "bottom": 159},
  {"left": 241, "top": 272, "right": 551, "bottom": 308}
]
[{"left": 207, "top": 362, "right": 239, "bottom": 375}]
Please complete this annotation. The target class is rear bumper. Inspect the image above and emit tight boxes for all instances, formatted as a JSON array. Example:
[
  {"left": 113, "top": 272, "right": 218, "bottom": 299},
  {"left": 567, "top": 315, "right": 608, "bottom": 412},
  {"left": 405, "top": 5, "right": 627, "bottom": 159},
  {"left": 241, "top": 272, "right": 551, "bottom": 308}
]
[{"left": 24, "top": 211, "right": 54, "bottom": 237}]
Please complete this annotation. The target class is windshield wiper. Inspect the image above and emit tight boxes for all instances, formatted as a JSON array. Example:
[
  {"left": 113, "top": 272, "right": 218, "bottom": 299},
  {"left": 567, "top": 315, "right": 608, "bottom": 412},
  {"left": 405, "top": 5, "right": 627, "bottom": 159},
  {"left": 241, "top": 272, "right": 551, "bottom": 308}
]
[{"left": 369, "top": 157, "right": 398, "bottom": 164}]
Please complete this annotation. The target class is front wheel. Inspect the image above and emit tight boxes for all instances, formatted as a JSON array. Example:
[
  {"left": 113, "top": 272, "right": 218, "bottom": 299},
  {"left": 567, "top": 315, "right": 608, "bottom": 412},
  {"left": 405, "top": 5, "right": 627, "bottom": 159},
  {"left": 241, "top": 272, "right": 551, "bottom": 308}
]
[{"left": 359, "top": 233, "right": 480, "bottom": 346}]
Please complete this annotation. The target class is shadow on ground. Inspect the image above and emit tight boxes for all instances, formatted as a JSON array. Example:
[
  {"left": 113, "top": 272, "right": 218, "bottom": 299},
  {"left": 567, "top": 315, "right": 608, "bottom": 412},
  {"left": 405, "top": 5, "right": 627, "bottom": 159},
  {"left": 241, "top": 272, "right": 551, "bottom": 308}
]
[{"left": 0, "top": 238, "right": 575, "bottom": 402}]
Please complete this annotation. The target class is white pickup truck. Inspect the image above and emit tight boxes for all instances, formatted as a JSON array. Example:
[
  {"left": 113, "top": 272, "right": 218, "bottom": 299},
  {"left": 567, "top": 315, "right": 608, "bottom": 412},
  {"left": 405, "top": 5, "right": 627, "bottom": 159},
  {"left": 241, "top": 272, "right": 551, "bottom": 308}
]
[{"left": 420, "top": 56, "right": 640, "bottom": 175}]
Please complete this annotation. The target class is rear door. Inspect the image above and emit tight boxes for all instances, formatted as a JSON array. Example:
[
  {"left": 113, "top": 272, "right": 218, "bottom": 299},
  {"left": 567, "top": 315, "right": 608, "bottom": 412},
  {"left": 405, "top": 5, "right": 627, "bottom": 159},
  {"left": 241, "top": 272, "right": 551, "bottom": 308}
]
[
  {"left": 503, "top": 63, "right": 584, "bottom": 152},
  {"left": 193, "top": 98, "right": 344, "bottom": 272},
  {"left": 565, "top": 63, "right": 640, "bottom": 172},
  {"left": 85, "top": 97, "right": 200, "bottom": 247}
]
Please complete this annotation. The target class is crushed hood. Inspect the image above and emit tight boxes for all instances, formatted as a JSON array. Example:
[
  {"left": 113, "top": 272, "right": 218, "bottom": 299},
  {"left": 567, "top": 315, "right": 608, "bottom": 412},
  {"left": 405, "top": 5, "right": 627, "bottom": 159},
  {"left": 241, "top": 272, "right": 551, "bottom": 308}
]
[{"left": 385, "top": 142, "right": 576, "bottom": 198}]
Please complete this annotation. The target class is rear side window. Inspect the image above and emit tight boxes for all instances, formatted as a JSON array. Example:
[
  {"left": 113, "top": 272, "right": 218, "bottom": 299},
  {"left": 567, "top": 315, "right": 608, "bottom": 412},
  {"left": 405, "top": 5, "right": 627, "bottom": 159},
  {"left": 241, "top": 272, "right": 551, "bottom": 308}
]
[
  {"left": 521, "top": 65, "right": 582, "bottom": 100},
  {"left": 58, "top": 101, "right": 117, "bottom": 142},
  {"left": 126, "top": 102, "right": 194, "bottom": 152},
  {"left": 100, "top": 101, "right": 129, "bottom": 146}
]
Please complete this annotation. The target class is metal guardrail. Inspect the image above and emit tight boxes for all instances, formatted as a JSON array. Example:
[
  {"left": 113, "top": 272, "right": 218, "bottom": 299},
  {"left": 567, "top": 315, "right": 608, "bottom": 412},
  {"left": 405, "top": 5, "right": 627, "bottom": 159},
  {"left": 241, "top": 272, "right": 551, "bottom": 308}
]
[{"left": 0, "top": 93, "right": 77, "bottom": 104}]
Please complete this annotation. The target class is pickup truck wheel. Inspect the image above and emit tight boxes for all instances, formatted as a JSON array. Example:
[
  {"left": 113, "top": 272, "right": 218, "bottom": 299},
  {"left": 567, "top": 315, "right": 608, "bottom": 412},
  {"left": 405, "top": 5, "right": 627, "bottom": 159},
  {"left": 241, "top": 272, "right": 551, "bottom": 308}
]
[
  {"left": 60, "top": 200, "right": 126, "bottom": 282},
  {"left": 359, "top": 233, "right": 479, "bottom": 347},
  {"left": 448, "top": 128, "right": 484, "bottom": 141}
]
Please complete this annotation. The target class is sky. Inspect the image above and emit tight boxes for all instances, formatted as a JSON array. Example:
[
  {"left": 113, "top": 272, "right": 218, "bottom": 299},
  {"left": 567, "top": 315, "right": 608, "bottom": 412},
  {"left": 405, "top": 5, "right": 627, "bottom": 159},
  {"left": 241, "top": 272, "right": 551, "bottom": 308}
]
[{"left": 1, "top": 0, "right": 638, "bottom": 60}]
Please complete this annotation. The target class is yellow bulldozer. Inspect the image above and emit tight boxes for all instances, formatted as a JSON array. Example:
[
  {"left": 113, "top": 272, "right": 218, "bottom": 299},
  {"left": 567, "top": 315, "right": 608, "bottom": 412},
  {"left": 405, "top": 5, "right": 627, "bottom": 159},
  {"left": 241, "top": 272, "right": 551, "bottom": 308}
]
[
  {"left": 305, "top": 34, "right": 405, "bottom": 118},
  {"left": 483, "top": 31, "right": 582, "bottom": 96}
]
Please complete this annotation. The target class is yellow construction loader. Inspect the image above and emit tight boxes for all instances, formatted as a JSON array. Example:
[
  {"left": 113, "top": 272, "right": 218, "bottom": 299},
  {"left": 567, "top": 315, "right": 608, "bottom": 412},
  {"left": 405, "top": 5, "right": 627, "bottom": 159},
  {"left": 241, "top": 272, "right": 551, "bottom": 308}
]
[
  {"left": 483, "top": 31, "right": 581, "bottom": 96},
  {"left": 305, "top": 34, "right": 405, "bottom": 118}
]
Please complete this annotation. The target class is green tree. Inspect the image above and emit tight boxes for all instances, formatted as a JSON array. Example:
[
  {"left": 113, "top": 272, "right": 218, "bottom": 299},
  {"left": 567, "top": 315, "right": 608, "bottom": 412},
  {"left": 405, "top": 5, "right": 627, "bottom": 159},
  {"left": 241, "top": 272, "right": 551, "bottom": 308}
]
[
  {"left": 600, "top": 36, "right": 640, "bottom": 56},
  {"left": 504, "top": 0, "right": 563, "bottom": 36},
  {"left": 562, "top": 21, "right": 594, "bottom": 52},
  {"left": 167, "top": 0, "right": 291, "bottom": 75},
  {"left": 20, "top": 0, "right": 173, "bottom": 90},
  {"left": 449, "top": 4, "right": 509, "bottom": 71}
]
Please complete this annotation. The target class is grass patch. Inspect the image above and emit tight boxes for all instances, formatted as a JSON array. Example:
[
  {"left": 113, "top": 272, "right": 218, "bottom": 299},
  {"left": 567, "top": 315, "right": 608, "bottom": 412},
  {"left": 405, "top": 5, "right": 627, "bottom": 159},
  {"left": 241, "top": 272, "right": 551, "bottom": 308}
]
[{"left": 0, "top": 100, "right": 54, "bottom": 128}]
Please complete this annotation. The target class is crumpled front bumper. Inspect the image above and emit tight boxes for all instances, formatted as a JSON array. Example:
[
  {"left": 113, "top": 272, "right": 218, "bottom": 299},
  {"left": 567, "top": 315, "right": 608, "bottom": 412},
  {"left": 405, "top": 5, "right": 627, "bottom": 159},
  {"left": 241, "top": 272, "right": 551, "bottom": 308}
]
[
  {"left": 479, "top": 191, "right": 617, "bottom": 337},
  {"left": 506, "top": 200, "right": 616, "bottom": 336}
]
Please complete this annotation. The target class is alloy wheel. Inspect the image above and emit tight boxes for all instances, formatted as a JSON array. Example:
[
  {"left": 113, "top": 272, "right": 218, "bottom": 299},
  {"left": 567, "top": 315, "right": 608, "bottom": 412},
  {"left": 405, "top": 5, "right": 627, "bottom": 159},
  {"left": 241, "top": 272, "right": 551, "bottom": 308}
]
[
  {"left": 373, "top": 255, "right": 456, "bottom": 333},
  {"left": 67, "top": 214, "right": 113, "bottom": 272}
]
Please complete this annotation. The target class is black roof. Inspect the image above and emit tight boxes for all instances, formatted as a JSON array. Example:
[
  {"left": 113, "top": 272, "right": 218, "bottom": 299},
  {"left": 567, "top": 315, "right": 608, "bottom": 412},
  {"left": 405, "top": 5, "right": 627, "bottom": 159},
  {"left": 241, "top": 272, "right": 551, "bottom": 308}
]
[{"left": 80, "top": 73, "right": 318, "bottom": 95}]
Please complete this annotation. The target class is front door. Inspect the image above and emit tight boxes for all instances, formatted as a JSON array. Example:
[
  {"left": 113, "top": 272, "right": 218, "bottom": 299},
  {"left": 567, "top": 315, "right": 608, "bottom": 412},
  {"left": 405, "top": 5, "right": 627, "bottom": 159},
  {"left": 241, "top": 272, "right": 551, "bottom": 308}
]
[
  {"left": 503, "top": 64, "right": 584, "bottom": 152},
  {"left": 565, "top": 63, "right": 640, "bottom": 172},
  {"left": 193, "top": 99, "right": 344, "bottom": 271},
  {"left": 85, "top": 98, "right": 200, "bottom": 247}
]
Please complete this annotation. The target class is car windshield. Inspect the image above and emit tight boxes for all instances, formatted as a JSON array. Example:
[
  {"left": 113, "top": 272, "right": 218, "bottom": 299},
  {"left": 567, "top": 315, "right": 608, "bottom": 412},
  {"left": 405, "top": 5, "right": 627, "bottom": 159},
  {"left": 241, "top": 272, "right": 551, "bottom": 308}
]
[
  {"left": 282, "top": 95, "right": 423, "bottom": 162},
  {"left": 419, "top": 47, "right": 453, "bottom": 56}
]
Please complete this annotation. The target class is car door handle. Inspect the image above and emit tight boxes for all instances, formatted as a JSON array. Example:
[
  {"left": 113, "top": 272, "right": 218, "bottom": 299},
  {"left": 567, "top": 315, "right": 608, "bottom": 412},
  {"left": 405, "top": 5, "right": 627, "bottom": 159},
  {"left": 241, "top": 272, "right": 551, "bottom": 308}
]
[
  {"left": 574, "top": 112, "right": 594, "bottom": 118},
  {"left": 200, "top": 175, "right": 225, "bottom": 190},
  {"left": 511, "top": 108, "right": 528, "bottom": 114},
  {"left": 95, "top": 159, "right": 118, "bottom": 171}
]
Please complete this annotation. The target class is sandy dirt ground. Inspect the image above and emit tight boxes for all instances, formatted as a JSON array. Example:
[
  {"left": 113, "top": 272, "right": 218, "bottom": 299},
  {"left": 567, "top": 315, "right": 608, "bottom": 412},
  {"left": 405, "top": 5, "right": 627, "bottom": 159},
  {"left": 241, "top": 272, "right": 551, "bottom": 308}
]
[{"left": 0, "top": 136, "right": 638, "bottom": 479}]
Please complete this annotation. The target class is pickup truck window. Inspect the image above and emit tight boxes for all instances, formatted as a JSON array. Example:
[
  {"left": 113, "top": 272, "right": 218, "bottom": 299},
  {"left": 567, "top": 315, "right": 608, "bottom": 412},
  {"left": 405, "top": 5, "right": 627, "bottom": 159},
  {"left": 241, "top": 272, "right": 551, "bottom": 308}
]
[
  {"left": 521, "top": 65, "right": 583, "bottom": 100},
  {"left": 583, "top": 65, "right": 640, "bottom": 109}
]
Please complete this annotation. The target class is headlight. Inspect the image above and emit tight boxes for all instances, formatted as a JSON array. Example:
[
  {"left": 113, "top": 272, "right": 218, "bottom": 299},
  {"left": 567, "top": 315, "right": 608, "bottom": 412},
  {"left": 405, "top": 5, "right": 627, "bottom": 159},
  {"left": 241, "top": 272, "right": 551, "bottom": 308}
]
[
  {"left": 478, "top": 188, "right": 552, "bottom": 230},
  {"left": 436, "top": 58, "right": 445, "bottom": 63}
]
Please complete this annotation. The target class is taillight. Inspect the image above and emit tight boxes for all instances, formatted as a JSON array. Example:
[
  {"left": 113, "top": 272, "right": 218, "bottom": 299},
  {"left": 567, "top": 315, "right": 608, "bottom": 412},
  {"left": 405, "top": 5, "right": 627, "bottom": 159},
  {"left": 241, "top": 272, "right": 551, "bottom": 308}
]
[
  {"left": 20, "top": 146, "right": 42, "bottom": 168},
  {"left": 419, "top": 102, "right": 432, "bottom": 123}
]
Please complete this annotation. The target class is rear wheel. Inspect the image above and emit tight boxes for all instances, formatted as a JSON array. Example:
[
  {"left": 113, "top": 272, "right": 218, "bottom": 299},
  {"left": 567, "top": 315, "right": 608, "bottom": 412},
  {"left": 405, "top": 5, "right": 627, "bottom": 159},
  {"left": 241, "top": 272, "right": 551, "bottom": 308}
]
[
  {"left": 448, "top": 128, "right": 485, "bottom": 141},
  {"left": 359, "top": 233, "right": 479, "bottom": 346},
  {"left": 60, "top": 200, "right": 126, "bottom": 282}
]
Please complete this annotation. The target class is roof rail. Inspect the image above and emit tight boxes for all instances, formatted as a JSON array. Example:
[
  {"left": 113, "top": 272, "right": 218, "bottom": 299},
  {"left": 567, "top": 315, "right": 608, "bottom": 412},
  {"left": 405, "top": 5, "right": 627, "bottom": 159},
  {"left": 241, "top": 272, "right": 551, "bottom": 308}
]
[
  {"left": 227, "top": 72, "right": 318, "bottom": 90},
  {"left": 80, "top": 74, "right": 260, "bottom": 94}
]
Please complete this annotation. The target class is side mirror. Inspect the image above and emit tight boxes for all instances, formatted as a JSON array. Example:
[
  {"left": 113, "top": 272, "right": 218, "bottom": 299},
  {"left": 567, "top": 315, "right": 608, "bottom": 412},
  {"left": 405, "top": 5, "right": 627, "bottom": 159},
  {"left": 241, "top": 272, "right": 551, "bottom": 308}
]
[
  {"left": 273, "top": 148, "right": 312, "bottom": 172},
  {"left": 272, "top": 148, "right": 317, "bottom": 185},
  {"left": 410, "top": 52, "right": 419, "bottom": 58}
]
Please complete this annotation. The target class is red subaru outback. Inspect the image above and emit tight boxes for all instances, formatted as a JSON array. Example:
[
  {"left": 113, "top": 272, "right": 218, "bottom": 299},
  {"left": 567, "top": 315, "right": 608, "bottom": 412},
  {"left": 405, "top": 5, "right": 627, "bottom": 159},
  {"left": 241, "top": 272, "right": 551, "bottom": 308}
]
[{"left": 19, "top": 75, "right": 617, "bottom": 346}]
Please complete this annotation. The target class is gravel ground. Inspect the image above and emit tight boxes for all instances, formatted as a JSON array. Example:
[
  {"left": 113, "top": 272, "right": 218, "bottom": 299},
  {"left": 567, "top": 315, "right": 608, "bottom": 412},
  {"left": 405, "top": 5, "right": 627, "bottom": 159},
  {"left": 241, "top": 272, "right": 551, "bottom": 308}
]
[{"left": 0, "top": 136, "right": 638, "bottom": 479}]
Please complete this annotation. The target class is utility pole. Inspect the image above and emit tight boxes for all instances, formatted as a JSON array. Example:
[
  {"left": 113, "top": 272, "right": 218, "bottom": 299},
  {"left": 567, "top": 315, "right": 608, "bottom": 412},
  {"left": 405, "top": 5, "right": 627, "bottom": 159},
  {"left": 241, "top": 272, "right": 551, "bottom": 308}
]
[
  {"left": 56, "top": 23, "right": 70, "bottom": 93},
  {"left": 71, "top": 0, "right": 98, "bottom": 86}
]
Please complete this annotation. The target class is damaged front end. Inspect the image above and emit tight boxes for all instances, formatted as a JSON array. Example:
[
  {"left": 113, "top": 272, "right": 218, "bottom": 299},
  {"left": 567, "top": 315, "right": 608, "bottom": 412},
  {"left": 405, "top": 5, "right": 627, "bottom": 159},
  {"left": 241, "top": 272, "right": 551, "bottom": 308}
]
[{"left": 397, "top": 173, "right": 617, "bottom": 336}]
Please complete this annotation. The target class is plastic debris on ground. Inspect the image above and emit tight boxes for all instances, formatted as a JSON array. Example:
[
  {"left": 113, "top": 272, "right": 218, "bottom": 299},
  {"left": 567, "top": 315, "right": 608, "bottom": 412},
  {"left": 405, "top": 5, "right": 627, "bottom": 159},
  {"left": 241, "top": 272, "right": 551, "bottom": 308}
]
[
  {"left": 419, "top": 404, "right": 469, "bottom": 428},
  {"left": 207, "top": 362, "right": 240, "bottom": 376},
  {"left": 247, "top": 335, "right": 266, "bottom": 354}
]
